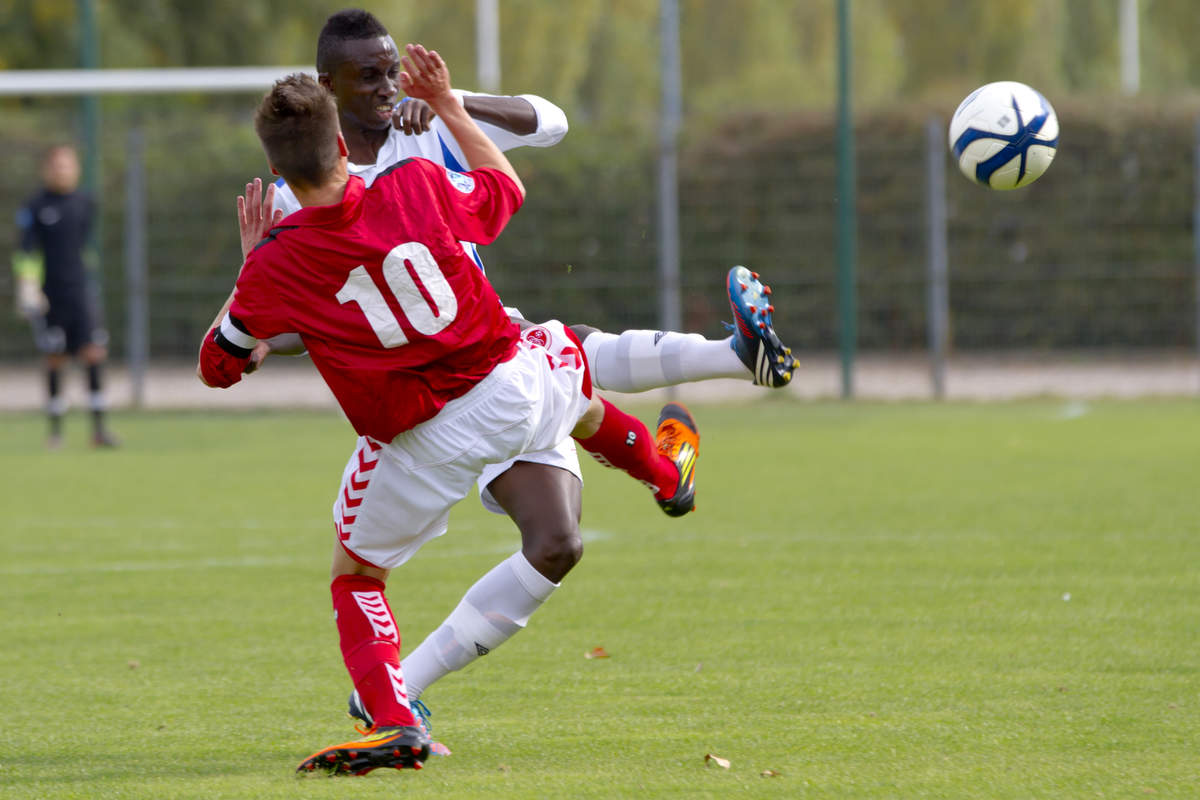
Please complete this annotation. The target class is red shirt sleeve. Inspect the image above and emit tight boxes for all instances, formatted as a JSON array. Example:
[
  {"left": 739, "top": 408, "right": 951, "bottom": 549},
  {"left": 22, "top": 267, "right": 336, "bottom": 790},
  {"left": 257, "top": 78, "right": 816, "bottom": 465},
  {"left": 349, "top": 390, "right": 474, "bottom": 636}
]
[
  {"left": 198, "top": 322, "right": 250, "bottom": 388},
  {"left": 198, "top": 257, "right": 290, "bottom": 388},
  {"left": 405, "top": 159, "right": 524, "bottom": 245}
]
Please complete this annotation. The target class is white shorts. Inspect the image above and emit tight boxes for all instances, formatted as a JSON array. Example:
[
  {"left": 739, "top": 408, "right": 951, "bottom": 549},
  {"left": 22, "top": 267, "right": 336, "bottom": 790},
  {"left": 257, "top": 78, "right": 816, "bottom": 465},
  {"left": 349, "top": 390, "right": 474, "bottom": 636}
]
[
  {"left": 474, "top": 312, "right": 585, "bottom": 515},
  {"left": 333, "top": 320, "right": 591, "bottom": 569}
]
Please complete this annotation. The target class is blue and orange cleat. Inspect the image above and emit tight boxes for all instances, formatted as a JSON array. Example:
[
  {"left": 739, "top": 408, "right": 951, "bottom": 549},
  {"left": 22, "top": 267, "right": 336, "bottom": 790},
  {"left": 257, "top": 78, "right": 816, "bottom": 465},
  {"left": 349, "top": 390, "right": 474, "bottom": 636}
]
[
  {"left": 727, "top": 266, "right": 797, "bottom": 387},
  {"left": 654, "top": 402, "right": 699, "bottom": 517},
  {"left": 296, "top": 724, "right": 430, "bottom": 776}
]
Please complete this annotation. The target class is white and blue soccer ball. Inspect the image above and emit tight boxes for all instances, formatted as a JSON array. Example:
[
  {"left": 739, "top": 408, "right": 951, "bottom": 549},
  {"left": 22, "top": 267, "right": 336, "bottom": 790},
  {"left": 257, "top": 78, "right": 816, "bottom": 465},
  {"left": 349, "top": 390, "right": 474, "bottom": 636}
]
[{"left": 948, "top": 81, "right": 1059, "bottom": 190}]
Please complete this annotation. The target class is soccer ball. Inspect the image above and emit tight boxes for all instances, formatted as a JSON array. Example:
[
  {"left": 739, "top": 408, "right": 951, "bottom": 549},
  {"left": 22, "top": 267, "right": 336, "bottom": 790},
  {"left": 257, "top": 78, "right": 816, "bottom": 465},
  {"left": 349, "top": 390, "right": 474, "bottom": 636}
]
[{"left": 948, "top": 81, "right": 1059, "bottom": 190}]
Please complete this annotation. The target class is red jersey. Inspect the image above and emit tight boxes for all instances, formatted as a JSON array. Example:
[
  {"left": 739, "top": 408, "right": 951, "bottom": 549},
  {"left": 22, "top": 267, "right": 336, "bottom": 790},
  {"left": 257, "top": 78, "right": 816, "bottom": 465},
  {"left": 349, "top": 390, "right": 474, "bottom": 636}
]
[{"left": 199, "top": 159, "right": 523, "bottom": 441}]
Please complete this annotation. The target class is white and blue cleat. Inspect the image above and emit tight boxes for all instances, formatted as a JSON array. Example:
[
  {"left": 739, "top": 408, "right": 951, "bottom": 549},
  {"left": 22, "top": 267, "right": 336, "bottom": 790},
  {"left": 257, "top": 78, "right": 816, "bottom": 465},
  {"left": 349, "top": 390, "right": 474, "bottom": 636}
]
[{"left": 726, "top": 266, "right": 797, "bottom": 388}]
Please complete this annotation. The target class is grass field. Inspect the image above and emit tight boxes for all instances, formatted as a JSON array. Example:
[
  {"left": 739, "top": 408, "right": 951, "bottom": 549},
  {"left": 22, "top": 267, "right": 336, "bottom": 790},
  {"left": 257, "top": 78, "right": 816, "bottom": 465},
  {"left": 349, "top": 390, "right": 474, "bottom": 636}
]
[{"left": 1, "top": 399, "right": 1197, "bottom": 799}]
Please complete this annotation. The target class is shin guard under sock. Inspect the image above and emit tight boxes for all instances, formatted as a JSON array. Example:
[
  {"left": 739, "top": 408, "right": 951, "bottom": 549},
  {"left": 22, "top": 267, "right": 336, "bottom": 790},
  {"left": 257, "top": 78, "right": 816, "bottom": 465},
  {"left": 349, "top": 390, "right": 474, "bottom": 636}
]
[
  {"left": 331, "top": 574, "right": 416, "bottom": 728},
  {"left": 575, "top": 398, "right": 679, "bottom": 499}
]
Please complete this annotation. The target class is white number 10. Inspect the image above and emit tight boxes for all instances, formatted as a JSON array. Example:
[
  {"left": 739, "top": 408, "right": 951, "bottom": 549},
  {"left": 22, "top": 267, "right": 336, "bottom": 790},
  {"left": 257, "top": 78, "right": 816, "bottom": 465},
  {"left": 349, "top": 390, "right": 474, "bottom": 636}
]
[{"left": 336, "top": 242, "right": 459, "bottom": 348}]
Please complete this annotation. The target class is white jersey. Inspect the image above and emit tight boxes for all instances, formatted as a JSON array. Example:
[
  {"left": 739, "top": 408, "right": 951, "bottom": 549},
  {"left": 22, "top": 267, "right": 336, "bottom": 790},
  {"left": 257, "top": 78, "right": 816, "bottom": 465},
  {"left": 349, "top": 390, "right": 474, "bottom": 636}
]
[
  {"left": 273, "top": 90, "right": 564, "bottom": 285},
  {"left": 272, "top": 90, "right": 567, "bottom": 222}
]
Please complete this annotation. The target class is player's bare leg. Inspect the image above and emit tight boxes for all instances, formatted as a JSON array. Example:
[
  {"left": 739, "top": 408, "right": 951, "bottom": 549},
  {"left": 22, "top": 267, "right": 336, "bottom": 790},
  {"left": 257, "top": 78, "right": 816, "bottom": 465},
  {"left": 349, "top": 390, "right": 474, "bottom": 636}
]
[
  {"left": 392, "top": 462, "right": 581, "bottom": 707},
  {"left": 390, "top": 390, "right": 696, "bottom": 686},
  {"left": 347, "top": 461, "right": 582, "bottom": 750},
  {"left": 491, "top": 461, "right": 584, "bottom": 582},
  {"left": 351, "top": 392, "right": 691, "bottom": 739}
]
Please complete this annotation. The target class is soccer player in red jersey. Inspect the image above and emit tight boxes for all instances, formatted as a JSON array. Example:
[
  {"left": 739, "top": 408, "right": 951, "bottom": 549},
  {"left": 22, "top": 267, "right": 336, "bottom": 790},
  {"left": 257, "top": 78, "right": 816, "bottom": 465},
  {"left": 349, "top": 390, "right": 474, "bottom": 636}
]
[
  {"left": 199, "top": 46, "right": 696, "bottom": 775},
  {"left": 231, "top": 12, "right": 705, "bottom": 754}
]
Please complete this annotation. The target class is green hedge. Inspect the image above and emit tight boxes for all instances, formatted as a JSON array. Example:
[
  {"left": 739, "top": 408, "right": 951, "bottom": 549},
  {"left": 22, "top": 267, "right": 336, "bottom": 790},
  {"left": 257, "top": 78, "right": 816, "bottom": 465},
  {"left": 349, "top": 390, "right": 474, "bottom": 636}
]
[{"left": 1, "top": 98, "right": 1195, "bottom": 361}]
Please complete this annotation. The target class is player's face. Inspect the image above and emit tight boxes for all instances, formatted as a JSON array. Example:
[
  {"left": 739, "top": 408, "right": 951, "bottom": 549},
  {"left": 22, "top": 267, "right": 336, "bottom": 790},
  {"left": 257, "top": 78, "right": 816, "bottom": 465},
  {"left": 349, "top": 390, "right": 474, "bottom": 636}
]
[
  {"left": 42, "top": 147, "right": 81, "bottom": 194},
  {"left": 325, "top": 36, "right": 401, "bottom": 131}
]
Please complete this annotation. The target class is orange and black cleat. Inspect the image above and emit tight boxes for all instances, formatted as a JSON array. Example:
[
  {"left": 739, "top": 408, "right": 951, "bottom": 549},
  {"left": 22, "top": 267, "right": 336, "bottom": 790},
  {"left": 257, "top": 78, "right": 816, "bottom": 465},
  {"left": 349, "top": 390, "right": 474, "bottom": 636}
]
[
  {"left": 654, "top": 402, "right": 699, "bottom": 517},
  {"left": 296, "top": 725, "right": 430, "bottom": 776}
]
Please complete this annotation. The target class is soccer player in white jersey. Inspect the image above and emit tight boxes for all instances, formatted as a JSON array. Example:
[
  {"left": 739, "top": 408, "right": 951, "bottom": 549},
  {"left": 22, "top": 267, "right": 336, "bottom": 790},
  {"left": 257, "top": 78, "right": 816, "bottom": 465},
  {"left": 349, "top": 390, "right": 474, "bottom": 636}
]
[
  {"left": 267, "top": 11, "right": 797, "bottom": 397},
  {"left": 237, "top": 9, "right": 783, "bottom": 751}
]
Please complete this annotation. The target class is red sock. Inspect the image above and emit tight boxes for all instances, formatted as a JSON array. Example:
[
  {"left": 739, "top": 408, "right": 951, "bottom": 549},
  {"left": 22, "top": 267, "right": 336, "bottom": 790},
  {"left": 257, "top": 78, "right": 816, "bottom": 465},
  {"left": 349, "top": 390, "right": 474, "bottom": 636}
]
[
  {"left": 575, "top": 398, "right": 678, "bottom": 500},
  {"left": 330, "top": 574, "right": 416, "bottom": 728}
]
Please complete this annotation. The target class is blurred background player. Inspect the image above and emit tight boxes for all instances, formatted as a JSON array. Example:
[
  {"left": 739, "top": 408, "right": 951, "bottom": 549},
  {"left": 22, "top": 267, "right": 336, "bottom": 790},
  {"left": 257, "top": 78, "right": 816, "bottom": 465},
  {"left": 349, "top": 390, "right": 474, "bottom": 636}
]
[{"left": 12, "top": 144, "right": 117, "bottom": 449}]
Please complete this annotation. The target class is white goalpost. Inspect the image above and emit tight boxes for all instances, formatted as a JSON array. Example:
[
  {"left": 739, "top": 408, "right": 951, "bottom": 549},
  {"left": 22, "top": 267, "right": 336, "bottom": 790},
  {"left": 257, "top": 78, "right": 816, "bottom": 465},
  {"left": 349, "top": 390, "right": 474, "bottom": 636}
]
[{"left": 0, "top": 67, "right": 312, "bottom": 96}]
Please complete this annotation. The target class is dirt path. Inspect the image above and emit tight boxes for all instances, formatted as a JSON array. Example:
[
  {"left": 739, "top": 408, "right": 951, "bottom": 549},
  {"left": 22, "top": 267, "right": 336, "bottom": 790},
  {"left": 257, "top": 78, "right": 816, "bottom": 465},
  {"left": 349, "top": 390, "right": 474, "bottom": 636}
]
[{"left": 2, "top": 352, "right": 1195, "bottom": 412}]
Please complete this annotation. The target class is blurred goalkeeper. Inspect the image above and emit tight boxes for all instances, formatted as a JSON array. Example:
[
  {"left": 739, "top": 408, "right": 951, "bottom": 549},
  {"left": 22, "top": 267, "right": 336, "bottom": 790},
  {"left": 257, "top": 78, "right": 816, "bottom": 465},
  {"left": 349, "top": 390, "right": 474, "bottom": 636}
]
[{"left": 12, "top": 144, "right": 117, "bottom": 448}]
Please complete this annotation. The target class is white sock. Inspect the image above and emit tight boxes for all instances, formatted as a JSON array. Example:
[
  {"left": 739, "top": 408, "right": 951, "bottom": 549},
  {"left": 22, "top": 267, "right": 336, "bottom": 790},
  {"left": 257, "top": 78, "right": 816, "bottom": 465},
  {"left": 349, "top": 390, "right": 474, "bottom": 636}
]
[
  {"left": 582, "top": 330, "right": 747, "bottom": 392},
  {"left": 401, "top": 551, "right": 557, "bottom": 700}
]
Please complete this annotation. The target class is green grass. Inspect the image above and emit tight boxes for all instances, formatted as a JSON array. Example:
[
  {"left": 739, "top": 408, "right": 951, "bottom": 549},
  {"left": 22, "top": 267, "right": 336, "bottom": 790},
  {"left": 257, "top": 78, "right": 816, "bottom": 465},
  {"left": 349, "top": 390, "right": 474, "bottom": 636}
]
[{"left": 1, "top": 399, "right": 1197, "bottom": 798}]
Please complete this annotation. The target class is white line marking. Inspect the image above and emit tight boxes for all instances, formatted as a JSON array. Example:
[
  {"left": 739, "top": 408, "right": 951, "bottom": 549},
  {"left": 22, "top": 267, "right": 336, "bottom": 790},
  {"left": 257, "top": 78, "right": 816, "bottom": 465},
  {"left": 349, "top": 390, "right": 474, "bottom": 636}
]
[
  {"left": 5, "top": 528, "right": 618, "bottom": 574},
  {"left": 1057, "top": 401, "right": 1090, "bottom": 420},
  {"left": 3, "top": 555, "right": 310, "bottom": 576}
]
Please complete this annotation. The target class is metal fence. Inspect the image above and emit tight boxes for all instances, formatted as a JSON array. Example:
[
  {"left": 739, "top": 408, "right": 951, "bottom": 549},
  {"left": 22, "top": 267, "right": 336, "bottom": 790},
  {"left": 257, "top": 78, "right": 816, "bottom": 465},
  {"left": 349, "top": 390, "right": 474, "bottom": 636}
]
[{"left": 2, "top": 98, "right": 1198, "bottom": 398}]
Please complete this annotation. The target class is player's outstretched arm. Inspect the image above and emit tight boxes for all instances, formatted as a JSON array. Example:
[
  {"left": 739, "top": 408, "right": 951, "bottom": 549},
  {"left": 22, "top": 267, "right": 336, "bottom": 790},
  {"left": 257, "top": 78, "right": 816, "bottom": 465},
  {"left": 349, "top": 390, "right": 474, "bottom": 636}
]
[
  {"left": 393, "top": 95, "right": 535, "bottom": 135},
  {"left": 460, "top": 94, "right": 537, "bottom": 135},
  {"left": 399, "top": 44, "right": 524, "bottom": 199},
  {"left": 394, "top": 92, "right": 566, "bottom": 147}
]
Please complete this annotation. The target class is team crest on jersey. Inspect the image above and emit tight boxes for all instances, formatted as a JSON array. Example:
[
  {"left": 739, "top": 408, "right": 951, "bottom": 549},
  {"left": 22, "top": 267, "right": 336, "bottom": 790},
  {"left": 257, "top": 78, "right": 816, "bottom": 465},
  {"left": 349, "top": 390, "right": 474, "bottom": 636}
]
[
  {"left": 445, "top": 168, "right": 475, "bottom": 194},
  {"left": 522, "top": 326, "right": 551, "bottom": 349}
]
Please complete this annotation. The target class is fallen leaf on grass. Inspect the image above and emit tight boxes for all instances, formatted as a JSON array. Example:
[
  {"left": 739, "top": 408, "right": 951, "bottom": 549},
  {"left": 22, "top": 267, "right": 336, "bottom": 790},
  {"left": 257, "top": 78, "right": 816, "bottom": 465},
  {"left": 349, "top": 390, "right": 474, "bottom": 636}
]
[
  {"left": 585, "top": 647, "right": 610, "bottom": 659},
  {"left": 704, "top": 753, "right": 731, "bottom": 769},
  {"left": 761, "top": 769, "right": 781, "bottom": 777}
]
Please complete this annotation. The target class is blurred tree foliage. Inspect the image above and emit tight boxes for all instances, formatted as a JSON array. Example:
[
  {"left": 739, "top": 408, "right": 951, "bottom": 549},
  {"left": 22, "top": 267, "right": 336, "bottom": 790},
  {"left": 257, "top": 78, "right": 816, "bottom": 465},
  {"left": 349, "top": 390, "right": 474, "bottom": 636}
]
[
  {"left": 1, "top": 1, "right": 1198, "bottom": 359},
  {"left": 2, "top": 0, "right": 1199, "bottom": 108}
]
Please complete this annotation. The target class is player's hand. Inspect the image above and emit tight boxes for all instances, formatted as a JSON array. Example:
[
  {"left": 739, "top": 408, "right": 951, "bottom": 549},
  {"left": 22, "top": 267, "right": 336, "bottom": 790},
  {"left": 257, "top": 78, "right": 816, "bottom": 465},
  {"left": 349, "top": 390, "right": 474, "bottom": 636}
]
[
  {"left": 14, "top": 277, "right": 48, "bottom": 318},
  {"left": 399, "top": 44, "right": 452, "bottom": 104},
  {"left": 393, "top": 98, "right": 434, "bottom": 135},
  {"left": 244, "top": 339, "right": 272, "bottom": 374},
  {"left": 237, "top": 177, "right": 283, "bottom": 262}
]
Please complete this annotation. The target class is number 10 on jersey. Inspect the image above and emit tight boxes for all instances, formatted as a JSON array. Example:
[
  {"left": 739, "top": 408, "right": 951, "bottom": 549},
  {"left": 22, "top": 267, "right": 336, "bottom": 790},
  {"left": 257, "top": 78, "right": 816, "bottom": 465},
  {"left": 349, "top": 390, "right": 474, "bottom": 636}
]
[{"left": 336, "top": 242, "right": 459, "bottom": 348}]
